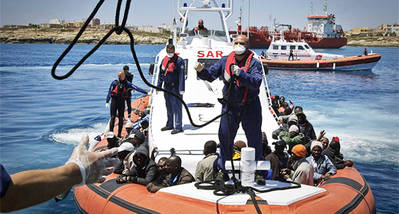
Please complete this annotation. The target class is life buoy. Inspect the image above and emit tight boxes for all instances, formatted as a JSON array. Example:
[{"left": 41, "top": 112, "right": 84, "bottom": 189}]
[{"left": 315, "top": 55, "right": 322, "bottom": 60}]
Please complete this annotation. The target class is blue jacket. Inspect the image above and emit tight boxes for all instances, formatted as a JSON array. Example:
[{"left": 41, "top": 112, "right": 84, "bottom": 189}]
[
  {"left": 106, "top": 80, "right": 147, "bottom": 103},
  {"left": 157, "top": 55, "right": 186, "bottom": 92},
  {"left": 306, "top": 155, "right": 337, "bottom": 181},
  {"left": 133, "top": 114, "right": 149, "bottom": 131},
  {"left": 197, "top": 54, "right": 263, "bottom": 103}
]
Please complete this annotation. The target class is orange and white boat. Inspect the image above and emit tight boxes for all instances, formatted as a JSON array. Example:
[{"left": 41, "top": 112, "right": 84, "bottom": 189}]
[
  {"left": 73, "top": 0, "right": 375, "bottom": 213},
  {"left": 74, "top": 95, "right": 376, "bottom": 214},
  {"left": 260, "top": 37, "right": 381, "bottom": 71}
]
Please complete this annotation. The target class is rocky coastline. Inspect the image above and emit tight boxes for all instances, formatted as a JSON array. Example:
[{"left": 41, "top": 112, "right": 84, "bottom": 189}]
[
  {"left": 346, "top": 35, "right": 399, "bottom": 48},
  {"left": 0, "top": 27, "right": 169, "bottom": 45},
  {"left": 1, "top": 27, "right": 399, "bottom": 47}
]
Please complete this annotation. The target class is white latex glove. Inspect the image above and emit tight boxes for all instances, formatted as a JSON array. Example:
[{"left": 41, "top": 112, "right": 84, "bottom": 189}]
[
  {"left": 232, "top": 65, "right": 240, "bottom": 76},
  {"left": 180, "top": 91, "right": 184, "bottom": 95},
  {"left": 66, "top": 135, "right": 119, "bottom": 185},
  {"left": 194, "top": 62, "right": 205, "bottom": 72},
  {"left": 105, "top": 103, "right": 109, "bottom": 109}
]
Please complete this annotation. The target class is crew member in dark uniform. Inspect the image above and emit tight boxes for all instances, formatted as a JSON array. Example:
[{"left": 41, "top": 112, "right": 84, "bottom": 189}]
[
  {"left": 195, "top": 35, "right": 263, "bottom": 174},
  {"left": 106, "top": 71, "right": 147, "bottom": 138},
  {"left": 157, "top": 44, "right": 185, "bottom": 134},
  {"left": 288, "top": 48, "right": 294, "bottom": 61},
  {"left": 193, "top": 19, "right": 208, "bottom": 34},
  {"left": 123, "top": 65, "right": 134, "bottom": 119}
]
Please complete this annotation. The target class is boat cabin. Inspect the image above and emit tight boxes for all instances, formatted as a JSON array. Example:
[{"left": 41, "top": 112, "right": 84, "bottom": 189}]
[{"left": 265, "top": 37, "right": 343, "bottom": 61}]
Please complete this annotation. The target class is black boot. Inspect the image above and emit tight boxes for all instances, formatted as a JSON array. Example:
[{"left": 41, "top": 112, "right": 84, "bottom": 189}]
[{"left": 255, "top": 172, "right": 266, "bottom": 185}]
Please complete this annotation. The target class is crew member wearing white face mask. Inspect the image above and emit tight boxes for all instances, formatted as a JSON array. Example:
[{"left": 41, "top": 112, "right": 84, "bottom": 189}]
[
  {"left": 157, "top": 44, "right": 186, "bottom": 135},
  {"left": 194, "top": 35, "right": 264, "bottom": 182}
]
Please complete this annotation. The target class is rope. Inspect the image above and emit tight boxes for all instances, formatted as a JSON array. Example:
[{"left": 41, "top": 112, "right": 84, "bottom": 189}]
[
  {"left": 50, "top": 0, "right": 227, "bottom": 128},
  {"left": 195, "top": 179, "right": 302, "bottom": 213},
  {"left": 51, "top": 2, "right": 281, "bottom": 211}
]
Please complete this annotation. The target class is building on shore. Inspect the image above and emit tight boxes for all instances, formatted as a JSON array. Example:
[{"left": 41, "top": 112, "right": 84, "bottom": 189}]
[
  {"left": 377, "top": 24, "right": 399, "bottom": 36},
  {"left": 39, "top": 18, "right": 100, "bottom": 29},
  {"left": 158, "top": 24, "right": 172, "bottom": 33},
  {"left": 90, "top": 18, "right": 101, "bottom": 27},
  {"left": 348, "top": 24, "right": 399, "bottom": 37},
  {"left": 49, "top": 18, "right": 63, "bottom": 25},
  {"left": 2, "top": 25, "right": 31, "bottom": 29},
  {"left": 351, "top": 27, "right": 373, "bottom": 37},
  {"left": 128, "top": 24, "right": 171, "bottom": 33}
]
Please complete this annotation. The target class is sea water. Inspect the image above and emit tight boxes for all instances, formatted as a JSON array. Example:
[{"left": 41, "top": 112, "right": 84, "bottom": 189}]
[{"left": 0, "top": 44, "right": 398, "bottom": 213}]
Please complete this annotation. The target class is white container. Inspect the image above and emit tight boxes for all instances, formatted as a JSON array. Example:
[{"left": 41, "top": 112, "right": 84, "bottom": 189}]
[{"left": 240, "top": 147, "right": 256, "bottom": 187}]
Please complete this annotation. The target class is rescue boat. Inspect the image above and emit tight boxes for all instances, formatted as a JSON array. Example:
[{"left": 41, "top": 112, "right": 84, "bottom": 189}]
[
  {"left": 73, "top": 1, "right": 375, "bottom": 213},
  {"left": 260, "top": 37, "right": 381, "bottom": 71}
]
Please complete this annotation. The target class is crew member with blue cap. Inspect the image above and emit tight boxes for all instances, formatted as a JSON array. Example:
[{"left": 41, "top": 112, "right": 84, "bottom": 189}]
[
  {"left": 157, "top": 44, "right": 186, "bottom": 134},
  {"left": 194, "top": 35, "right": 263, "bottom": 174}
]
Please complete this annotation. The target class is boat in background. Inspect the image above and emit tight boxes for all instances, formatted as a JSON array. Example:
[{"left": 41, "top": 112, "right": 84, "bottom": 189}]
[
  {"left": 231, "top": 0, "right": 347, "bottom": 49},
  {"left": 260, "top": 36, "right": 380, "bottom": 71}
]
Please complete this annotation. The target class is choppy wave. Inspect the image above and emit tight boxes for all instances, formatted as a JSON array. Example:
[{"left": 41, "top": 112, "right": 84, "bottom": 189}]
[
  {"left": 50, "top": 122, "right": 108, "bottom": 147},
  {"left": 298, "top": 108, "right": 399, "bottom": 165},
  {"left": 338, "top": 134, "right": 399, "bottom": 166}
]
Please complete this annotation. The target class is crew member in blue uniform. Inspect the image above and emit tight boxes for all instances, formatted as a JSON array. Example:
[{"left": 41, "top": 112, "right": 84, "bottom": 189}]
[
  {"left": 157, "top": 44, "right": 186, "bottom": 134},
  {"left": 106, "top": 71, "right": 147, "bottom": 138},
  {"left": 195, "top": 35, "right": 263, "bottom": 171}
]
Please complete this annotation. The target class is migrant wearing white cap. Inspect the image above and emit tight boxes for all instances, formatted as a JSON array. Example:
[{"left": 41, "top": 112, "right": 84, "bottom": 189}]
[
  {"left": 311, "top": 140, "right": 323, "bottom": 151},
  {"left": 124, "top": 151, "right": 135, "bottom": 171},
  {"left": 118, "top": 142, "right": 135, "bottom": 153},
  {"left": 125, "top": 120, "right": 134, "bottom": 129},
  {"left": 106, "top": 131, "right": 115, "bottom": 139},
  {"left": 288, "top": 125, "right": 299, "bottom": 134},
  {"left": 287, "top": 114, "right": 298, "bottom": 124}
]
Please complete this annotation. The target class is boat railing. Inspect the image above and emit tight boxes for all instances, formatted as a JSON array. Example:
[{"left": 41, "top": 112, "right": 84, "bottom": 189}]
[{"left": 156, "top": 149, "right": 204, "bottom": 156}]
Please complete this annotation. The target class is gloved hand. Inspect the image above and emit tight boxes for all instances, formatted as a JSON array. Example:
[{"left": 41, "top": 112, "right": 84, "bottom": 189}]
[
  {"left": 66, "top": 135, "right": 119, "bottom": 185},
  {"left": 105, "top": 103, "right": 109, "bottom": 109},
  {"left": 179, "top": 91, "right": 184, "bottom": 95},
  {"left": 232, "top": 65, "right": 240, "bottom": 76},
  {"left": 194, "top": 62, "right": 205, "bottom": 72}
]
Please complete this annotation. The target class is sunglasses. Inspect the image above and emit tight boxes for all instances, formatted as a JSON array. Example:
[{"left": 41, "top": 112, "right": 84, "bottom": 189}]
[{"left": 234, "top": 42, "right": 246, "bottom": 45}]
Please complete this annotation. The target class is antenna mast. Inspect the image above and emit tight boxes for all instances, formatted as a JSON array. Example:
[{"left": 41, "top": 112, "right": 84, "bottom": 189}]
[{"left": 323, "top": 0, "right": 328, "bottom": 15}]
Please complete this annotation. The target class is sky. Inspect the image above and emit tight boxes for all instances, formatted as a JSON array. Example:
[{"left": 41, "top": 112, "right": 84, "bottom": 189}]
[{"left": 1, "top": 0, "right": 398, "bottom": 31}]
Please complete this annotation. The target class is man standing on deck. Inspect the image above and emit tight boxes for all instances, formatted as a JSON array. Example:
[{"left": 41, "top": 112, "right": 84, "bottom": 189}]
[
  {"left": 288, "top": 48, "right": 294, "bottom": 61},
  {"left": 157, "top": 44, "right": 186, "bottom": 135},
  {"left": 194, "top": 35, "right": 264, "bottom": 180},
  {"left": 123, "top": 65, "right": 134, "bottom": 120},
  {"left": 106, "top": 71, "right": 147, "bottom": 138}
]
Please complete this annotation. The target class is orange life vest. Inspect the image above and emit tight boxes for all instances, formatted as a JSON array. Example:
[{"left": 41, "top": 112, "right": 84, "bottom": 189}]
[
  {"left": 111, "top": 81, "right": 128, "bottom": 99},
  {"left": 224, "top": 51, "right": 254, "bottom": 103},
  {"left": 161, "top": 54, "right": 178, "bottom": 76}
]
